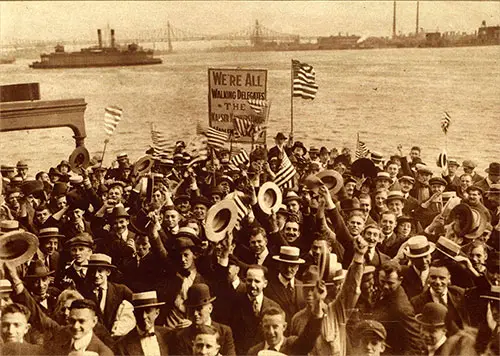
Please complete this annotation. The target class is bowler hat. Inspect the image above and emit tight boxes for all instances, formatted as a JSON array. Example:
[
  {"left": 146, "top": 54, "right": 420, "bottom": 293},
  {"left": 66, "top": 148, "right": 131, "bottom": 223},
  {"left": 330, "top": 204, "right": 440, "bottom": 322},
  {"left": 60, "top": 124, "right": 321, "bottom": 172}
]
[
  {"left": 82, "top": 253, "right": 116, "bottom": 269},
  {"left": 351, "top": 158, "right": 378, "bottom": 179},
  {"left": 291, "top": 141, "right": 307, "bottom": 156},
  {"left": 51, "top": 182, "right": 68, "bottom": 196},
  {"left": 485, "top": 162, "right": 500, "bottom": 175},
  {"left": 21, "top": 180, "right": 44, "bottom": 197},
  {"left": 258, "top": 182, "right": 282, "bottom": 215},
  {"left": 274, "top": 132, "right": 287, "bottom": 140},
  {"left": 191, "top": 195, "right": 211, "bottom": 208},
  {"left": 415, "top": 302, "right": 447, "bottom": 327},
  {"left": 25, "top": 259, "right": 54, "bottom": 279},
  {"left": 272, "top": 246, "right": 305, "bottom": 264},
  {"left": 132, "top": 291, "right": 165, "bottom": 308},
  {"left": 108, "top": 206, "right": 130, "bottom": 221},
  {"left": 185, "top": 283, "right": 216, "bottom": 308},
  {"left": 404, "top": 235, "right": 435, "bottom": 258}
]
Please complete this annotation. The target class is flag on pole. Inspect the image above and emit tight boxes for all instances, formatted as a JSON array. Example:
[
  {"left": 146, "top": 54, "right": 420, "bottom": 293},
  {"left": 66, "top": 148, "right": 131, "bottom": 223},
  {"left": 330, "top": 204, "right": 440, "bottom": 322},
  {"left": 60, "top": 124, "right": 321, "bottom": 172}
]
[
  {"left": 233, "top": 117, "right": 255, "bottom": 137},
  {"left": 355, "top": 134, "right": 370, "bottom": 159},
  {"left": 292, "top": 60, "right": 318, "bottom": 100},
  {"left": 274, "top": 152, "right": 297, "bottom": 188},
  {"left": 104, "top": 106, "right": 123, "bottom": 136},
  {"left": 441, "top": 112, "right": 451, "bottom": 134},
  {"left": 229, "top": 148, "right": 250, "bottom": 168},
  {"left": 196, "top": 122, "right": 229, "bottom": 149},
  {"left": 151, "top": 127, "right": 175, "bottom": 158},
  {"left": 248, "top": 99, "right": 269, "bottom": 114}
]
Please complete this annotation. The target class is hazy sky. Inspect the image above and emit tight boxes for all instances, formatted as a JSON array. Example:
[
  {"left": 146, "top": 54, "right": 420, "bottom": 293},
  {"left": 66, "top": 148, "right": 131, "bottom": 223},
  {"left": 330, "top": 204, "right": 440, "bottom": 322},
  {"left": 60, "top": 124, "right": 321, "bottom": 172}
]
[{"left": 1, "top": 1, "right": 499, "bottom": 43}]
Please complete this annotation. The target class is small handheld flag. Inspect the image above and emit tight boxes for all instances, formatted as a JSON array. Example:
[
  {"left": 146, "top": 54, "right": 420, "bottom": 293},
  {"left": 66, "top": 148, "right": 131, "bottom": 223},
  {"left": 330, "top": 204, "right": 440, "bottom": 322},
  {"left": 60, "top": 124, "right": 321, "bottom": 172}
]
[
  {"left": 441, "top": 112, "right": 451, "bottom": 135},
  {"left": 292, "top": 60, "right": 318, "bottom": 100},
  {"left": 104, "top": 106, "right": 123, "bottom": 137}
]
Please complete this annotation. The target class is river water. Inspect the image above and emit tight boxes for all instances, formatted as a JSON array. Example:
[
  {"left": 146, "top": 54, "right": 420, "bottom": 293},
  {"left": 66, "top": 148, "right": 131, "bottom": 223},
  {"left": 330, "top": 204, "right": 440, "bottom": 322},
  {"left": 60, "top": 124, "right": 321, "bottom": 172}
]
[{"left": 1, "top": 46, "right": 499, "bottom": 175}]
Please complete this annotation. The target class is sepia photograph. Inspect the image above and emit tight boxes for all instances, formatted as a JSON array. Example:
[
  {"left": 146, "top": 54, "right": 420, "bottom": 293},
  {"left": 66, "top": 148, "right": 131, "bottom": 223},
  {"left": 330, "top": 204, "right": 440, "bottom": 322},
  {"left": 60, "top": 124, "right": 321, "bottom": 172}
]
[{"left": 0, "top": 1, "right": 499, "bottom": 355}]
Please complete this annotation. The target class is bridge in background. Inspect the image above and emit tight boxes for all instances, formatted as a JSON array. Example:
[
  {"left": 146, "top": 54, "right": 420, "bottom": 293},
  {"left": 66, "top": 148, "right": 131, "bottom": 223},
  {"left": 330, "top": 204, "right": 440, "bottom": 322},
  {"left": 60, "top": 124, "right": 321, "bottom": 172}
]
[{"left": 2, "top": 21, "right": 318, "bottom": 51}]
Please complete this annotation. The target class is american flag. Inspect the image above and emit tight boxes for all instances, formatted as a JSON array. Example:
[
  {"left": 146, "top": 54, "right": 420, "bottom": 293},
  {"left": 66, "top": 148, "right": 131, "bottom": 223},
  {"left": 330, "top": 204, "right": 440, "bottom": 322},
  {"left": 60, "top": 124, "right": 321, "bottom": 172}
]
[
  {"left": 233, "top": 193, "right": 249, "bottom": 222},
  {"left": 292, "top": 60, "right": 318, "bottom": 100},
  {"left": 274, "top": 152, "right": 297, "bottom": 189},
  {"left": 233, "top": 117, "right": 255, "bottom": 137},
  {"left": 248, "top": 99, "right": 269, "bottom": 115},
  {"left": 229, "top": 149, "right": 250, "bottom": 168},
  {"left": 355, "top": 134, "right": 370, "bottom": 159},
  {"left": 196, "top": 122, "right": 229, "bottom": 149},
  {"left": 441, "top": 112, "right": 451, "bottom": 134},
  {"left": 104, "top": 106, "right": 123, "bottom": 136},
  {"left": 151, "top": 128, "right": 174, "bottom": 158}
]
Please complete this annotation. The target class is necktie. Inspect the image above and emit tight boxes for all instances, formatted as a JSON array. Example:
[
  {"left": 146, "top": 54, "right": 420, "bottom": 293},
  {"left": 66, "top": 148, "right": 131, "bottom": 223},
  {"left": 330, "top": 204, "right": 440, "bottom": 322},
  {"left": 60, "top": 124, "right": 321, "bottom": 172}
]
[
  {"left": 252, "top": 298, "right": 260, "bottom": 316},
  {"left": 438, "top": 294, "right": 447, "bottom": 307},
  {"left": 269, "top": 346, "right": 277, "bottom": 351},
  {"left": 96, "top": 287, "right": 103, "bottom": 307},
  {"left": 255, "top": 254, "right": 260, "bottom": 264},
  {"left": 46, "top": 256, "right": 50, "bottom": 270}
]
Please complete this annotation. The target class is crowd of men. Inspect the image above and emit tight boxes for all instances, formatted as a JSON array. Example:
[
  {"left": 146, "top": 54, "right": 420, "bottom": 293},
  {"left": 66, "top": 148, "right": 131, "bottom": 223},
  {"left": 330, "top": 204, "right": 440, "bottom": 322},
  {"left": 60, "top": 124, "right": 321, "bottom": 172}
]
[{"left": 0, "top": 132, "right": 498, "bottom": 356}]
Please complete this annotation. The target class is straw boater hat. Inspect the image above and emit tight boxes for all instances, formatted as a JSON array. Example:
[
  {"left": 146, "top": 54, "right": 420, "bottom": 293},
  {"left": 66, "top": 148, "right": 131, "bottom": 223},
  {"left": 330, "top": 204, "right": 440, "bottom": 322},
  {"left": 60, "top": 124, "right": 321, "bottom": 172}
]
[
  {"left": 204, "top": 200, "right": 238, "bottom": 243},
  {"left": 38, "top": 227, "right": 64, "bottom": 241},
  {"left": 0, "top": 280, "right": 13, "bottom": 294},
  {"left": 318, "top": 252, "right": 346, "bottom": 281},
  {"left": 436, "top": 152, "right": 448, "bottom": 168},
  {"left": 258, "top": 181, "right": 282, "bottom": 215},
  {"left": 185, "top": 283, "right": 216, "bottom": 308},
  {"left": 283, "top": 190, "right": 301, "bottom": 204},
  {"left": 480, "top": 285, "right": 500, "bottom": 301},
  {"left": 403, "top": 235, "right": 436, "bottom": 258},
  {"left": 0, "top": 230, "right": 38, "bottom": 267},
  {"left": 82, "top": 253, "right": 116, "bottom": 269},
  {"left": 316, "top": 170, "right": 344, "bottom": 195},
  {"left": 132, "top": 155, "right": 154, "bottom": 177},
  {"left": 132, "top": 291, "right": 165, "bottom": 309},
  {"left": 435, "top": 236, "right": 461, "bottom": 260},
  {"left": 68, "top": 146, "right": 90, "bottom": 175},
  {"left": 416, "top": 302, "right": 447, "bottom": 327},
  {"left": 273, "top": 246, "right": 305, "bottom": 264},
  {"left": 399, "top": 175, "right": 415, "bottom": 184},
  {"left": 375, "top": 172, "right": 392, "bottom": 182},
  {"left": 0, "top": 220, "right": 20, "bottom": 235}
]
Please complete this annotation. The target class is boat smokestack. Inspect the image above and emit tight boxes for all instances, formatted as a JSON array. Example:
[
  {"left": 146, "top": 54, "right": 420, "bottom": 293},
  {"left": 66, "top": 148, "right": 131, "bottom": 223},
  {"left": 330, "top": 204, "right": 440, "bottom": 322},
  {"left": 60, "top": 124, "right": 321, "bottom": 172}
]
[
  {"left": 393, "top": 1, "right": 397, "bottom": 38},
  {"left": 416, "top": 1, "right": 420, "bottom": 35},
  {"left": 110, "top": 29, "right": 115, "bottom": 48},
  {"left": 97, "top": 29, "right": 103, "bottom": 48}
]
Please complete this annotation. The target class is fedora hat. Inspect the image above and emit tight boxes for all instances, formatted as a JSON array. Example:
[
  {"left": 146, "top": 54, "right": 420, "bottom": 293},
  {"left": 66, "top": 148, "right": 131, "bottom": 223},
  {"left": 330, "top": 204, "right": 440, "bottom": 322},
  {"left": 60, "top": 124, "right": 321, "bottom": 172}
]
[
  {"left": 25, "top": 259, "right": 54, "bottom": 279},
  {"left": 205, "top": 200, "right": 238, "bottom": 243},
  {"left": 108, "top": 206, "right": 130, "bottom": 221},
  {"left": 464, "top": 208, "right": 488, "bottom": 240},
  {"left": 48, "top": 167, "right": 63, "bottom": 178},
  {"left": 66, "top": 190, "right": 90, "bottom": 212},
  {"left": 38, "top": 227, "right": 64, "bottom": 241},
  {"left": 0, "top": 279, "right": 13, "bottom": 293},
  {"left": 191, "top": 195, "right": 211, "bottom": 208},
  {"left": 291, "top": 141, "right": 307, "bottom": 156},
  {"left": 318, "top": 252, "right": 345, "bottom": 282},
  {"left": 404, "top": 235, "right": 435, "bottom": 258},
  {"left": 436, "top": 151, "right": 448, "bottom": 168},
  {"left": 0, "top": 230, "right": 39, "bottom": 267},
  {"left": 21, "top": 180, "right": 44, "bottom": 197},
  {"left": 462, "top": 160, "right": 476, "bottom": 169},
  {"left": 303, "top": 175, "right": 324, "bottom": 193},
  {"left": 132, "top": 291, "right": 165, "bottom": 309},
  {"left": 273, "top": 246, "right": 305, "bottom": 264},
  {"left": 449, "top": 204, "right": 474, "bottom": 236},
  {"left": 274, "top": 132, "right": 287, "bottom": 140},
  {"left": 340, "top": 197, "right": 363, "bottom": 213},
  {"left": 51, "top": 182, "right": 68, "bottom": 196},
  {"left": 132, "top": 155, "right": 154, "bottom": 177},
  {"left": 185, "top": 283, "right": 216, "bottom": 308},
  {"left": 65, "top": 233, "right": 94, "bottom": 250},
  {"left": 480, "top": 285, "right": 500, "bottom": 301},
  {"left": 68, "top": 146, "right": 90, "bottom": 175},
  {"left": 416, "top": 302, "right": 447, "bottom": 327},
  {"left": 82, "top": 253, "right": 116, "bottom": 269},
  {"left": 351, "top": 158, "right": 377, "bottom": 179},
  {"left": 129, "top": 209, "right": 151, "bottom": 236},
  {"left": 435, "top": 236, "right": 461, "bottom": 260},
  {"left": 16, "top": 160, "right": 28, "bottom": 169},
  {"left": 485, "top": 162, "right": 500, "bottom": 175},
  {"left": 316, "top": 170, "right": 344, "bottom": 195},
  {"left": 301, "top": 265, "right": 321, "bottom": 285},
  {"left": 258, "top": 182, "right": 282, "bottom": 215}
]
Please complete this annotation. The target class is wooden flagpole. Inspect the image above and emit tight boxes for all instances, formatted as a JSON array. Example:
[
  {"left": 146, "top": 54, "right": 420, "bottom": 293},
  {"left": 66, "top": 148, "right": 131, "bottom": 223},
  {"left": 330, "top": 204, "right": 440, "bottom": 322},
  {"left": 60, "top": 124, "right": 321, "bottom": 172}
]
[
  {"left": 99, "top": 139, "right": 109, "bottom": 168},
  {"left": 290, "top": 59, "right": 294, "bottom": 138}
]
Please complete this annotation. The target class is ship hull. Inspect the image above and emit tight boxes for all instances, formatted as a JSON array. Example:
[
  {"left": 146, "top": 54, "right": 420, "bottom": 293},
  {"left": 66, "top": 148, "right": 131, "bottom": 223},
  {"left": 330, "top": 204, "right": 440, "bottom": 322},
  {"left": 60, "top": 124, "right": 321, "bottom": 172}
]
[{"left": 30, "top": 58, "right": 162, "bottom": 69}]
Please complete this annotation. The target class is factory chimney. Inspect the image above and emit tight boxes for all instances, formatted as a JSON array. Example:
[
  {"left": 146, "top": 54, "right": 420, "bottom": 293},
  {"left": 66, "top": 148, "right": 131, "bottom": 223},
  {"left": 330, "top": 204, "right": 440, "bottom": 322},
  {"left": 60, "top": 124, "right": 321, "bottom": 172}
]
[
  {"left": 110, "top": 29, "right": 115, "bottom": 48},
  {"left": 392, "top": 1, "right": 397, "bottom": 38},
  {"left": 97, "top": 29, "right": 103, "bottom": 48},
  {"left": 416, "top": 1, "right": 420, "bottom": 35}
]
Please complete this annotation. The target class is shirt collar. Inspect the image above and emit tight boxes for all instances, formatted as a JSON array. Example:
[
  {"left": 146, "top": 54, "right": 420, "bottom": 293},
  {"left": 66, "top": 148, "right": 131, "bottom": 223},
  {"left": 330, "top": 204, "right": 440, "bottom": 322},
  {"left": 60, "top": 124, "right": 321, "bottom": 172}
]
[
  {"left": 136, "top": 326, "right": 155, "bottom": 337},
  {"left": 231, "top": 277, "right": 241, "bottom": 290},
  {"left": 257, "top": 248, "right": 269, "bottom": 261},
  {"left": 249, "top": 292, "right": 264, "bottom": 308},
  {"left": 429, "top": 335, "right": 447, "bottom": 352},
  {"left": 95, "top": 281, "right": 108, "bottom": 291},
  {"left": 264, "top": 335, "right": 285, "bottom": 352},
  {"left": 430, "top": 287, "right": 448, "bottom": 301},
  {"left": 72, "top": 331, "right": 93, "bottom": 351},
  {"left": 278, "top": 273, "right": 294, "bottom": 288}
]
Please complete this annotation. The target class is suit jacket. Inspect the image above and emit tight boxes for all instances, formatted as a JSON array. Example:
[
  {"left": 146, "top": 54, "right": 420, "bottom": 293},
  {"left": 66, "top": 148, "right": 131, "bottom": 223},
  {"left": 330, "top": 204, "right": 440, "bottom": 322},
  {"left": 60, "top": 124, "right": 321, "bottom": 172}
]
[
  {"left": 411, "top": 286, "right": 468, "bottom": 330},
  {"left": 0, "top": 342, "right": 45, "bottom": 355},
  {"left": 264, "top": 275, "right": 305, "bottom": 323},
  {"left": 114, "top": 326, "right": 170, "bottom": 356},
  {"left": 402, "top": 265, "right": 427, "bottom": 300},
  {"left": 404, "top": 195, "right": 420, "bottom": 216},
  {"left": 96, "top": 230, "right": 136, "bottom": 270},
  {"left": 229, "top": 292, "right": 281, "bottom": 355},
  {"left": 169, "top": 321, "right": 236, "bottom": 356},
  {"left": 121, "top": 251, "right": 163, "bottom": 292},
  {"left": 83, "top": 281, "right": 133, "bottom": 332},
  {"left": 247, "top": 315, "right": 323, "bottom": 356},
  {"left": 51, "top": 328, "right": 113, "bottom": 356},
  {"left": 372, "top": 286, "right": 423, "bottom": 355}
]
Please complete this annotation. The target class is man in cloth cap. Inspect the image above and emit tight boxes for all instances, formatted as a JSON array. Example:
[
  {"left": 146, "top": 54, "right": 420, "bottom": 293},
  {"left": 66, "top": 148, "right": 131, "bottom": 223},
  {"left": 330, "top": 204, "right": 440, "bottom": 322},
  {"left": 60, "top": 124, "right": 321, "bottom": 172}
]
[
  {"left": 168, "top": 283, "right": 235, "bottom": 356},
  {"left": 114, "top": 291, "right": 170, "bottom": 355},
  {"left": 264, "top": 246, "right": 306, "bottom": 323},
  {"left": 410, "top": 165, "right": 433, "bottom": 203},
  {"left": 16, "top": 160, "right": 29, "bottom": 181},
  {"left": 349, "top": 320, "right": 388, "bottom": 356},
  {"left": 57, "top": 232, "right": 94, "bottom": 291},
  {"left": 462, "top": 159, "right": 484, "bottom": 183},
  {"left": 81, "top": 254, "right": 134, "bottom": 335}
]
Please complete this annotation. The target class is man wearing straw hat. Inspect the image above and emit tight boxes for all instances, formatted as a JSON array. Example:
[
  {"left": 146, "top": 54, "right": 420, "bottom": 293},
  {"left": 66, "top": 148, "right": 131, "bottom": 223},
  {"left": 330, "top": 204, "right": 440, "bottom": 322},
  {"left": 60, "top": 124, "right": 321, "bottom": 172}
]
[
  {"left": 114, "top": 291, "right": 169, "bottom": 356},
  {"left": 81, "top": 253, "right": 133, "bottom": 334},
  {"left": 169, "top": 283, "right": 236, "bottom": 356},
  {"left": 400, "top": 235, "right": 435, "bottom": 299},
  {"left": 264, "top": 246, "right": 306, "bottom": 323}
]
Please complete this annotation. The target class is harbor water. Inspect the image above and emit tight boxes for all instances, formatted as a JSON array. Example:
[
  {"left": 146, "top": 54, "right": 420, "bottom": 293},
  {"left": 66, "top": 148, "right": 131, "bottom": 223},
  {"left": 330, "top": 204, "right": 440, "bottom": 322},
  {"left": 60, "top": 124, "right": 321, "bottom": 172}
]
[{"left": 1, "top": 46, "right": 499, "bottom": 174}]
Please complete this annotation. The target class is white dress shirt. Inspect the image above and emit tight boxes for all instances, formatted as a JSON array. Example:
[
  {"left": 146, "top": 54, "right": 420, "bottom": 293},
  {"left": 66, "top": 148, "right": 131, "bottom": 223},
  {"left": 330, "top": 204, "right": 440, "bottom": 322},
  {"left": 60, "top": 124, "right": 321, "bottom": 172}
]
[
  {"left": 430, "top": 287, "right": 448, "bottom": 305},
  {"left": 94, "top": 282, "right": 108, "bottom": 312},
  {"left": 72, "top": 331, "right": 93, "bottom": 352},
  {"left": 278, "top": 274, "right": 295, "bottom": 289},
  {"left": 264, "top": 337, "right": 285, "bottom": 352},
  {"left": 256, "top": 248, "right": 269, "bottom": 265},
  {"left": 138, "top": 327, "right": 161, "bottom": 356},
  {"left": 250, "top": 293, "right": 264, "bottom": 313},
  {"left": 428, "top": 335, "right": 447, "bottom": 356}
]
